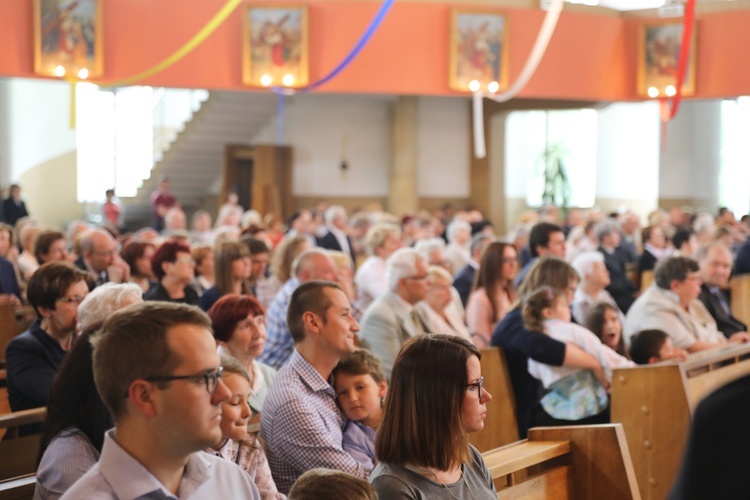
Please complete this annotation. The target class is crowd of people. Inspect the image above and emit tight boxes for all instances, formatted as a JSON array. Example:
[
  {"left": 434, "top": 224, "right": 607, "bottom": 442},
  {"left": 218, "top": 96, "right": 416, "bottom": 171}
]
[{"left": 2, "top": 180, "right": 750, "bottom": 498}]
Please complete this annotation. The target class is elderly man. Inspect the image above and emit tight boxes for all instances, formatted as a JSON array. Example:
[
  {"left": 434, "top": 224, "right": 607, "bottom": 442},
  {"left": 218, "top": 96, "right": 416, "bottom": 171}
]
[
  {"left": 358, "top": 248, "right": 429, "bottom": 379},
  {"left": 259, "top": 249, "right": 337, "bottom": 369},
  {"left": 624, "top": 257, "right": 750, "bottom": 353},
  {"left": 161, "top": 207, "right": 187, "bottom": 237},
  {"left": 62, "top": 302, "right": 260, "bottom": 499},
  {"left": 596, "top": 219, "right": 637, "bottom": 313},
  {"left": 696, "top": 243, "right": 747, "bottom": 338},
  {"left": 74, "top": 229, "right": 130, "bottom": 288},
  {"left": 570, "top": 251, "right": 623, "bottom": 325},
  {"left": 260, "top": 281, "right": 368, "bottom": 494},
  {"left": 453, "top": 233, "right": 493, "bottom": 307},
  {"left": 445, "top": 219, "right": 472, "bottom": 274},
  {"left": 515, "top": 222, "right": 566, "bottom": 287},
  {"left": 316, "top": 205, "right": 355, "bottom": 266}
]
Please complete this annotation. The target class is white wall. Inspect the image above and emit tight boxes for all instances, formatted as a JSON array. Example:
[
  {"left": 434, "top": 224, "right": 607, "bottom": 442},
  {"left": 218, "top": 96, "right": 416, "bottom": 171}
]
[{"left": 249, "top": 94, "right": 471, "bottom": 198}]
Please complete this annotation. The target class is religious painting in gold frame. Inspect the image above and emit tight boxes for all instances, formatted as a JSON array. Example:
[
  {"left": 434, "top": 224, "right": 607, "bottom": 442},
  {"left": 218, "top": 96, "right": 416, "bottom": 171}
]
[
  {"left": 243, "top": 5, "right": 309, "bottom": 88},
  {"left": 33, "top": 0, "right": 104, "bottom": 79},
  {"left": 449, "top": 9, "right": 509, "bottom": 92},
  {"left": 637, "top": 20, "right": 697, "bottom": 98}
]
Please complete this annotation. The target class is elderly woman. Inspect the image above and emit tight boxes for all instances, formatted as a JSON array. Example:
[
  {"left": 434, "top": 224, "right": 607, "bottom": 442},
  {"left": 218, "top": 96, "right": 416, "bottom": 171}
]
[
  {"left": 208, "top": 294, "right": 277, "bottom": 412},
  {"left": 35, "top": 283, "right": 142, "bottom": 500},
  {"left": 445, "top": 219, "right": 472, "bottom": 275},
  {"left": 570, "top": 251, "right": 623, "bottom": 325},
  {"left": 198, "top": 241, "right": 252, "bottom": 311},
  {"left": 466, "top": 242, "right": 519, "bottom": 348},
  {"left": 34, "top": 230, "right": 69, "bottom": 265},
  {"left": 354, "top": 222, "right": 403, "bottom": 311},
  {"left": 190, "top": 244, "right": 215, "bottom": 296},
  {"left": 120, "top": 241, "right": 157, "bottom": 294},
  {"left": 17, "top": 223, "right": 42, "bottom": 281},
  {"left": 415, "top": 266, "right": 471, "bottom": 341},
  {"left": 328, "top": 250, "right": 363, "bottom": 321},
  {"left": 144, "top": 241, "right": 199, "bottom": 305},
  {"left": 257, "top": 234, "right": 310, "bottom": 308},
  {"left": 371, "top": 334, "right": 496, "bottom": 498}
]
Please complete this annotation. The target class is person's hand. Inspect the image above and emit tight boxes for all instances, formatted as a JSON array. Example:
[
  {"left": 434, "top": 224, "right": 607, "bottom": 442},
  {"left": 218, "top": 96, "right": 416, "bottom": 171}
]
[
  {"left": 729, "top": 332, "right": 750, "bottom": 344},
  {"left": 592, "top": 365, "right": 611, "bottom": 392},
  {"left": 0, "top": 294, "right": 21, "bottom": 307},
  {"left": 107, "top": 257, "right": 131, "bottom": 284}
]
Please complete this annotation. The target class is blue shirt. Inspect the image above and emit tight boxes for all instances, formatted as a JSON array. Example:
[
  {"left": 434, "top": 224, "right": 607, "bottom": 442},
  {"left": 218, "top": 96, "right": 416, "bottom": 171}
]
[
  {"left": 258, "top": 278, "right": 299, "bottom": 369},
  {"left": 61, "top": 430, "right": 261, "bottom": 499},
  {"left": 342, "top": 420, "right": 376, "bottom": 469}
]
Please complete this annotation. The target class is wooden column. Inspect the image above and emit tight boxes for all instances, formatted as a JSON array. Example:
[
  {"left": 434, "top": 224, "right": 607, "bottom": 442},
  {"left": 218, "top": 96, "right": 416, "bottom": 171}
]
[{"left": 388, "top": 96, "right": 418, "bottom": 216}]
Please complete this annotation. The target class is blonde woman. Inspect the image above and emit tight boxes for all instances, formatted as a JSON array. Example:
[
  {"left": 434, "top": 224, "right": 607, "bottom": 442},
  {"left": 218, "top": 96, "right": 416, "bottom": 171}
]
[{"left": 415, "top": 266, "right": 471, "bottom": 341}]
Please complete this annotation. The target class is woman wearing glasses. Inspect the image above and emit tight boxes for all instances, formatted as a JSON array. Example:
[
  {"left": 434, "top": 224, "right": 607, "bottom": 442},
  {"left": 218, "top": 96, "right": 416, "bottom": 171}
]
[
  {"left": 144, "top": 241, "right": 199, "bottom": 305},
  {"left": 208, "top": 294, "right": 276, "bottom": 413},
  {"left": 466, "top": 242, "right": 519, "bottom": 348},
  {"left": 371, "top": 334, "right": 496, "bottom": 499}
]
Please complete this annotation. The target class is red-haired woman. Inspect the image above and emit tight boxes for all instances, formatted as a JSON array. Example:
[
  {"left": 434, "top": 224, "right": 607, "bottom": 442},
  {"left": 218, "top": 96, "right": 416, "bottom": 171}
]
[{"left": 208, "top": 294, "right": 276, "bottom": 412}]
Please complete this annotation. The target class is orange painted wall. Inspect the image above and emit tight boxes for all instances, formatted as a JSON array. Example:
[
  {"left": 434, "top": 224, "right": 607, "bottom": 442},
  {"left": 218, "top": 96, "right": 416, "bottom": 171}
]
[{"left": 1, "top": 1, "right": 748, "bottom": 100}]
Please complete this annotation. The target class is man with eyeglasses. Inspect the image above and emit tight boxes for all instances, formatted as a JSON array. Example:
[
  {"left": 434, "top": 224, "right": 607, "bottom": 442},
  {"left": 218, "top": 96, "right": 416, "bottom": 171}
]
[
  {"left": 6, "top": 262, "right": 89, "bottom": 433},
  {"left": 75, "top": 228, "right": 130, "bottom": 288},
  {"left": 62, "top": 302, "right": 260, "bottom": 499},
  {"left": 358, "top": 248, "right": 429, "bottom": 380}
]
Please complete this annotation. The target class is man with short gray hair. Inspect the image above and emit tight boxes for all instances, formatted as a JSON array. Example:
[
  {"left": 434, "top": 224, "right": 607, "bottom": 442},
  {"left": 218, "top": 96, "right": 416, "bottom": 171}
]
[
  {"left": 358, "top": 248, "right": 429, "bottom": 379},
  {"left": 316, "top": 205, "right": 355, "bottom": 266},
  {"left": 696, "top": 243, "right": 747, "bottom": 338},
  {"left": 596, "top": 219, "right": 636, "bottom": 313},
  {"left": 259, "top": 248, "right": 337, "bottom": 369}
]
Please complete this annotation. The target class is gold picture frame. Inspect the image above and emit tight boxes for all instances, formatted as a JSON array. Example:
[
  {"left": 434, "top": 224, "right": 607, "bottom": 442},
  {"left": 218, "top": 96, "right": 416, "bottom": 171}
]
[
  {"left": 33, "top": 0, "right": 104, "bottom": 79},
  {"left": 243, "top": 5, "right": 309, "bottom": 88},
  {"left": 449, "top": 9, "right": 509, "bottom": 93},
  {"left": 637, "top": 20, "right": 697, "bottom": 98}
]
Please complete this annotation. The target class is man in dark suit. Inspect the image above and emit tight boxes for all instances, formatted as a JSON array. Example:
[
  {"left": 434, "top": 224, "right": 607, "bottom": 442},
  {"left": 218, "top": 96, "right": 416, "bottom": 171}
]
[
  {"left": 453, "top": 233, "right": 493, "bottom": 307},
  {"left": 1, "top": 184, "right": 29, "bottom": 226},
  {"left": 74, "top": 229, "right": 130, "bottom": 288},
  {"left": 596, "top": 220, "right": 637, "bottom": 313},
  {"left": 316, "top": 205, "right": 356, "bottom": 266},
  {"left": 735, "top": 236, "right": 750, "bottom": 276},
  {"left": 697, "top": 242, "right": 747, "bottom": 337}
]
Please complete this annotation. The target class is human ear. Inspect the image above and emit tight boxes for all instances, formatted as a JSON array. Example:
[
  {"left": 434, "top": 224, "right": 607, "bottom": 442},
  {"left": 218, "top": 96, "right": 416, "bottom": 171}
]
[
  {"left": 541, "top": 307, "right": 553, "bottom": 319},
  {"left": 377, "top": 380, "right": 388, "bottom": 398},
  {"left": 128, "top": 380, "right": 158, "bottom": 417},
  {"left": 302, "top": 311, "right": 320, "bottom": 333}
]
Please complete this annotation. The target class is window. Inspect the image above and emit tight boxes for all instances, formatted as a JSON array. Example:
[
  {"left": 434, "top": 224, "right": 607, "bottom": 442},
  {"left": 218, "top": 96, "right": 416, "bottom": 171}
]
[{"left": 719, "top": 97, "right": 750, "bottom": 216}]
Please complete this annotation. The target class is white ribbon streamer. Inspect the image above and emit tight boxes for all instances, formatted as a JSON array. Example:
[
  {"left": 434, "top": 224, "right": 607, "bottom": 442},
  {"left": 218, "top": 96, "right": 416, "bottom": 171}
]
[{"left": 473, "top": 0, "right": 565, "bottom": 158}]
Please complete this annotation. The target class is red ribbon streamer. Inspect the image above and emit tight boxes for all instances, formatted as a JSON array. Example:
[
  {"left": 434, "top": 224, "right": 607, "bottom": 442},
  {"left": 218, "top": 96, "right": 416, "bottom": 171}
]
[{"left": 660, "top": 0, "right": 697, "bottom": 123}]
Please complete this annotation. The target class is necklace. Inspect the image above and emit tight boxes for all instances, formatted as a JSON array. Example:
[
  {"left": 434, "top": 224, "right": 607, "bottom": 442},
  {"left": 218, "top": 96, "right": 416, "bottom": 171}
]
[{"left": 430, "top": 468, "right": 476, "bottom": 500}]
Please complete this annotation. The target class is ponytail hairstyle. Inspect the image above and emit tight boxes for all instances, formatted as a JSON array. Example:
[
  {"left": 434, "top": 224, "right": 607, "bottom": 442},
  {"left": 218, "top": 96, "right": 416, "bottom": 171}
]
[{"left": 522, "top": 286, "right": 566, "bottom": 333}]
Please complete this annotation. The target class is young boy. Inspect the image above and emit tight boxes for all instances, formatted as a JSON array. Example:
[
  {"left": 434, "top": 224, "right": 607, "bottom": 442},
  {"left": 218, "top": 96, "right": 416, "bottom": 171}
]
[
  {"left": 629, "top": 329, "right": 688, "bottom": 365},
  {"left": 333, "top": 350, "right": 387, "bottom": 469}
]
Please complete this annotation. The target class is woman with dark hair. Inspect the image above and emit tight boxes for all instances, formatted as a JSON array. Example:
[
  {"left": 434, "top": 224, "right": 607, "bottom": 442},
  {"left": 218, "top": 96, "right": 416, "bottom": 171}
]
[
  {"left": 371, "top": 334, "right": 496, "bottom": 498},
  {"left": 208, "top": 294, "right": 276, "bottom": 412},
  {"left": 144, "top": 241, "right": 199, "bottom": 305},
  {"left": 490, "top": 257, "right": 608, "bottom": 438},
  {"left": 198, "top": 241, "right": 251, "bottom": 311},
  {"left": 120, "top": 241, "right": 157, "bottom": 294},
  {"left": 34, "top": 230, "right": 68, "bottom": 265},
  {"left": 466, "top": 241, "right": 519, "bottom": 347}
]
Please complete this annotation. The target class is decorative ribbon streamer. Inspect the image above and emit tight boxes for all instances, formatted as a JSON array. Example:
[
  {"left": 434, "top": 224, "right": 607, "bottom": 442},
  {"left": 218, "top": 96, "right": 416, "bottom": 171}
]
[
  {"left": 277, "top": 93, "right": 285, "bottom": 144},
  {"left": 659, "top": 0, "right": 697, "bottom": 123},
  {"left": 66, "top": 0, "right": 243, "bottom": 128},
  {"left": 472, "top": 0, "right": 565, "bottom": 158}
]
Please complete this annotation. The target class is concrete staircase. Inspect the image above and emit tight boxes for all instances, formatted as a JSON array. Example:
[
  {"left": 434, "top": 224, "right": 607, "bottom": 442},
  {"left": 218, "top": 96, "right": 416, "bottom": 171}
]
[{"left": 122, "top": 90, "right": 278, "bottom": 229}]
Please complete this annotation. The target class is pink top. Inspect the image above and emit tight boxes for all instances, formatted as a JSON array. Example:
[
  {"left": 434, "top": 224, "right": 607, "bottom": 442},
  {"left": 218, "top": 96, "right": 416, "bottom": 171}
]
[{"left": 465, "top": 287, "right": 513, "bottom": 348}]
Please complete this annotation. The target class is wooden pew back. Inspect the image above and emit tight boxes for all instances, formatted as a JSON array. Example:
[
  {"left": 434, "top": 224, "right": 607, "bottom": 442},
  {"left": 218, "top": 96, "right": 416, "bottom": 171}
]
[
  {"left": 482, "top": 424, "right": 640, "bottom": 499},
  {"left": 730, "top": 274, "right": 750, "bottom": 327},
  {"left": 0, "top": 305, "right": 35, "bottom": 362},
  {"left": 0, "top": 408, "right": 46, "bottom": 482},
  {"left": 468, "top": 347, "right": 519, "bottom": 453},
  {"left": 611, "top": 342, "right": 750, "bottom": 500}
]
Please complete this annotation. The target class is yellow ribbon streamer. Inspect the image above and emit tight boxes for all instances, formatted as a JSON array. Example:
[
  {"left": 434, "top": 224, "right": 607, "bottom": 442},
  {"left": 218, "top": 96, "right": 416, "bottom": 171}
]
[{"left": 67, "top": 0, "right": 242, "bottom": 128}]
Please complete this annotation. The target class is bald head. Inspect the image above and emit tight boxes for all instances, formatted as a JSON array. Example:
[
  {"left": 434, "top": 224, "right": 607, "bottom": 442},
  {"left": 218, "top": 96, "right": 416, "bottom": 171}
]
[
  {"left": 83, "top": 229, "right": 117, "bottom": 273},
  {"left": 293, "top": 249, "right": 337, "bottom": 283}
]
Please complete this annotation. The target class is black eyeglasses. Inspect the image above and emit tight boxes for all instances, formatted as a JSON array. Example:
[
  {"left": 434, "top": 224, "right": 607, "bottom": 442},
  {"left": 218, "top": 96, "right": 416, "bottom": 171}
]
[
  {"left": 144, "top": 366, "right": 224, "bottom": 394},
  {"left": 467, "top": 376, "right": 484, "bottom": 398}
]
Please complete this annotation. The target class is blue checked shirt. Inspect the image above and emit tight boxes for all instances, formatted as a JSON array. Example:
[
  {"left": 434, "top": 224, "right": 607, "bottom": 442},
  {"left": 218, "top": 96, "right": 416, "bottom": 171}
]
[
  {"left": 258, "top": 278, "right": 299, "bottom": 370},
  {"left": 260, "top": 349, "right": 370, "bottom": 494}
]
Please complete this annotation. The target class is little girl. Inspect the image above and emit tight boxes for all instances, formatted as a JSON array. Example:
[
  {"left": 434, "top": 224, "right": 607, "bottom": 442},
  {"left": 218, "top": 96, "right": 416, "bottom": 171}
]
[
  {"left": 523, "top": 287, "right": 635, "bottom": 425},
  {"left": 333, "top": 349, "right": 388, "bottom": 469},
  {"left": 585, "top": 301, "right": 628, "bottom": 358},
  {"left": 207, "top": 356, "right": 284, "bottom": 499}
]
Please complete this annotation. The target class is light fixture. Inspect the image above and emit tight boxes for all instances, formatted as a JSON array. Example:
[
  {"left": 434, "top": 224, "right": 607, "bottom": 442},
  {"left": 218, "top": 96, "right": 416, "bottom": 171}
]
[
  {"left": 54, "top": 65, "right": 66, "bottom": 77},
  {"left": 282, "top": 74, "right": 295, "bottom": 86},
  {"left": 647, "top": 86, "right": 659, "bottom": 98},
  {"left": 77, "top": 68, "right": 89, "bottom": 80},
  {"left": 260, "top": 74, "right": 272, "bottom": 86},
  {"left": 487, "top": 81, "right": 500, "bottom": 93},
  {"left": 665, "top": 85, "right": 676, "bottom": 97},
  {"left": 468, "top": 80, "right": 481, "bottom": 92}
]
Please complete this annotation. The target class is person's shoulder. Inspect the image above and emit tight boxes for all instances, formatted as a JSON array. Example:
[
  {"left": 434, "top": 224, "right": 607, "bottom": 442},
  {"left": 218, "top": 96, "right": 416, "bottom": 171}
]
[
  {"left": 370, "top": 462, "right": 421, "bottom": 496},
  {"left": 6, "top": 328, "right": 41, "bottom": 352}
]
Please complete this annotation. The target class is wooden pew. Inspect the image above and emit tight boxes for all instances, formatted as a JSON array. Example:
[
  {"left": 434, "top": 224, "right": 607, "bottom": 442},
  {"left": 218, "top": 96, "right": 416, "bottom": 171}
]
[
  {"left": 0, "top": 408, "right": 45, "bottom": 481},
  {"left": 611, "top": 342, "right": 750, "bottom": 500},
  {"left": 640, "top": 270, "right": 654, "bottom": 292},
  {"left": 468, "top": 347, "right": 519, "bottom": 453},
  {"left": 0, "top": 474, "right": 35, "bottom": 500},
  {"left": 482, "top": 424, "right": 640, "bottom": 499},
  {"left": 730, "top": 274, "right": 750, "bottom": 327},
  {"left": 0, "top": 369, "right": 9, "bottom": 429},
  {"left": 0, "top": 304, "right": 35, "bottom": 362}
]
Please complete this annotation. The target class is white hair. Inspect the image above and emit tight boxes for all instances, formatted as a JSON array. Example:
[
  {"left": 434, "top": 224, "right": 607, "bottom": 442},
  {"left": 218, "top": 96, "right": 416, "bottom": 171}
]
[
  {"left": 693, "top": 213, "right": 715, "bottom": 235},
  {"left": 324, "top": 205, "right": 348, "bottom": 227},
  {"left": 446, "top": 220, "right": 471, "bottom": 244},
  {"left": 292, "top": 248, "right": 332, "bottom": 278},
  {"left": 77, "top": 282, "right": 144, "bottom": 334},
  {"left": 414, "top": 238, "right": 446, "bottom": 259},
  {"left": 386, "top": 248, "right": 424, "bottom": 291},
  {"left": 241, "top": 210, "right": 262, "bottom": 229},
  {"left": 594, "top": 220, "right": 619, "bottom": 244},
  {"left": 571, "top": 251, "right": 605, "bottom": 285}
]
